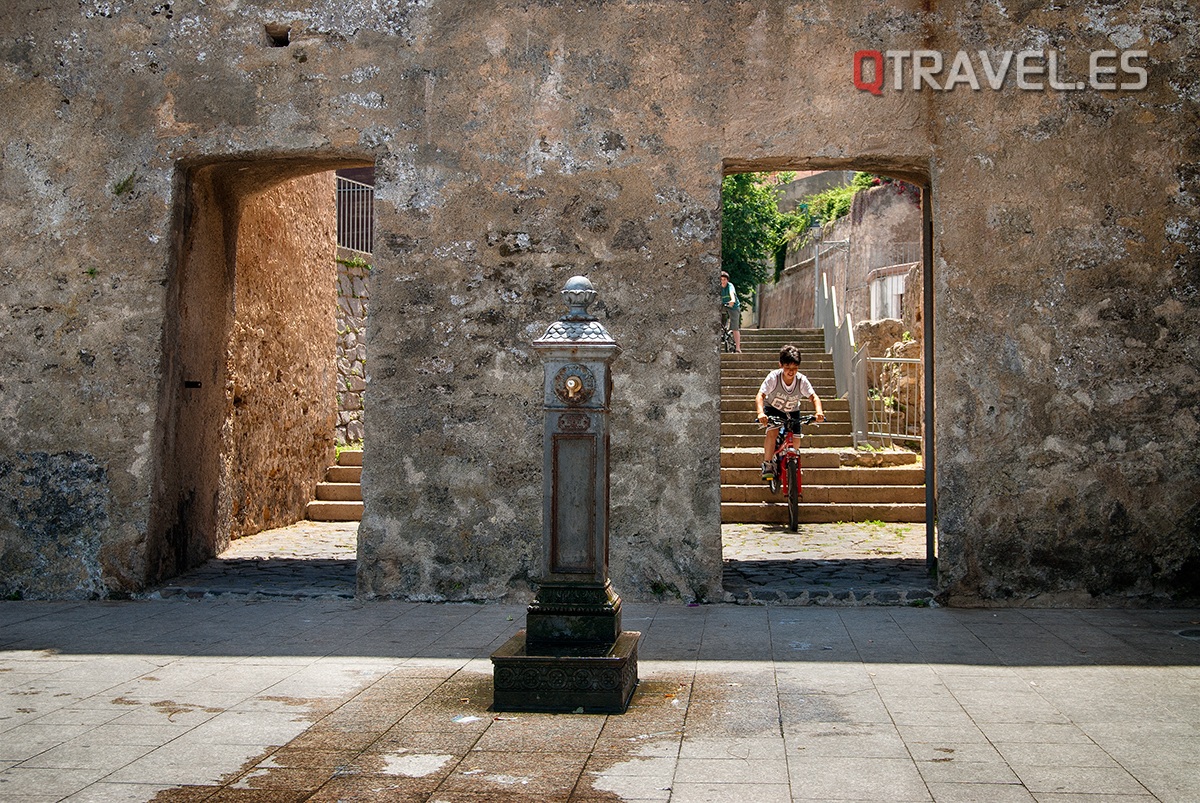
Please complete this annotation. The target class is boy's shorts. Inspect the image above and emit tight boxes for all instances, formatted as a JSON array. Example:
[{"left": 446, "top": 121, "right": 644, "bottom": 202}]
[
  {"left": 722, "top": 306, "right": 741, "bottom": 331},
  {"left": 763, "top": 405, "right": 802, "bottom": 423}
]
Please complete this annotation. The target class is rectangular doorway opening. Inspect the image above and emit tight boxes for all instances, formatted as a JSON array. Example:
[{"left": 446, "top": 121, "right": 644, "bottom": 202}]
[{"left": 718, "top": 167, "right": 936, "bottom": 605}]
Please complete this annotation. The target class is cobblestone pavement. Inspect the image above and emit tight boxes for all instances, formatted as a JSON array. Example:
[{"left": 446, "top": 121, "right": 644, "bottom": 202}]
[
  {"left": 141, "top": 520, "right": 358, "bottom": 600},
  {"left": 722, "top": 522, "right": 937, "bottom": 606},
  {"left": 146, "top": 520, "right": 935, "bottom": 606}
]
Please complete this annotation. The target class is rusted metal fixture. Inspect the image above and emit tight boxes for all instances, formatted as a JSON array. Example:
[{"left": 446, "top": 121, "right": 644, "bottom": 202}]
[{"left": 491, "top": 276, "right": 640, "bottom": 714}]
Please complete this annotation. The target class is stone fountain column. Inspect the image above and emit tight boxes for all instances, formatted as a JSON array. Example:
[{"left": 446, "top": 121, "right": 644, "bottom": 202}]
[{"left": 490, "top": 276, "right": 640, "bottom": 714}]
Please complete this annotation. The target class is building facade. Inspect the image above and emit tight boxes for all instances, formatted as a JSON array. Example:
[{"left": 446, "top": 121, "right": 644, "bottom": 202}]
[{"left": 0, "top": 1, "right": 1196, "bottom": 604}]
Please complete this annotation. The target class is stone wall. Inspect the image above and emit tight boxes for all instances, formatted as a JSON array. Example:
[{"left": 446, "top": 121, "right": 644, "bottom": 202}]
[
  {"left": 0, "top": 1, "right": 1196, "bottom": 604},
  {"left": 335, "top": 251, "right": 369, "bottom": 446},
  {"left": 765, "top": 183, "right": 922, "bottom": 329},
  {"left": 228, "top": 172, "right": 339, "bottom": 540}
]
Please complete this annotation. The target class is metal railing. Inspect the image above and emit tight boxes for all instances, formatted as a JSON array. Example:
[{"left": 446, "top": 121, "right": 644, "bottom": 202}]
[
  {"left": 864, "top": 242, "right": 921, "bottom": 271},
  {"left": 818, "top": 272, "right": 923, "bottom": 449},
  {"left": 865, "top": 355, "right": 922, "bottom": 447},
  {"left": 336, "top": 176, "right": 374, "bottom": 254}
]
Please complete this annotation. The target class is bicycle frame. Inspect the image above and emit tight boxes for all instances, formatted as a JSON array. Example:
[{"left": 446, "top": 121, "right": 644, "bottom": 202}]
[
  {"left": 720, "top": 307, "right": 736, "bottom": 352},
  {"left": 775, "top": 429, "right": 801, "bottom": 494},
  {"left": 767, "top": 414, "right": 816, "bottom": 532}
]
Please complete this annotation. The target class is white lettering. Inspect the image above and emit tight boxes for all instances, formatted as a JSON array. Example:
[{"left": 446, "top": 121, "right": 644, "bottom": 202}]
[
  {"left": 1120, "top": 49, "right": 1148, "bottom": 90},
  {"left": 885, "top": 50, "right": 910, "bottom": 91},
  {"left": 977, "top": 50, "right": 1014, "bottom": 89},
  {"left": 856, "top": 48, "right": 1147, "bottom": 93},
  {"left": 944, "top": 51, "right": 981, "bottom": 90},
  {"left": 1090, "top": 49, "right": 1118, "bottom": 89},
  {"left": 1047, "top": 50, "right": 1077, "bottom": 90},
  {"left": 1016, "top": 50, "right": 1044, "bottom": 90},
  {"left": 912, "top": 50, "right": 943, "bottom": 90}
]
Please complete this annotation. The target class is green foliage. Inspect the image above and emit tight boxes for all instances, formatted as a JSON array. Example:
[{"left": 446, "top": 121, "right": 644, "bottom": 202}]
[
  {"left": 851, "top": 171, "right": 877, "bottom": 191},
  {"left": 780, "top": 173, "right": 892, "bottom": 259},
  {"left": 337, "top": 255, "right": 372, "bottom": 271},
  {"left": 721, "top": 172, "right": 804, "bottom": 308},
  {"left": 803, "top": 172, "right": 879, "bottom": 226},
  {"left": 726, "top": 171, "right": 919, "bottom": 290},
  {"left": 111, "top": 171, "right": 136, "bottom": 196}
]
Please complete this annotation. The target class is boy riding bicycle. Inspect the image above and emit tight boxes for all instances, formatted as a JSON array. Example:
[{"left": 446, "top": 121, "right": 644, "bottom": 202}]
[{"left": 755, "top": 344, "right": 825, "bottom": 481}]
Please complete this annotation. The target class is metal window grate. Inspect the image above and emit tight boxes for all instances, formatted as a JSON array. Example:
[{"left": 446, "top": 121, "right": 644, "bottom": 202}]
[{"left": 336, "top": 176, "right": 374, "bottom": 255}]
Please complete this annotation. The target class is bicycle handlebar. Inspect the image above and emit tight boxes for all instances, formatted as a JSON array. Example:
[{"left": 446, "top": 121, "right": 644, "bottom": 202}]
[{"left": 763, "top": 414, "right": 818, "bottom": 429}]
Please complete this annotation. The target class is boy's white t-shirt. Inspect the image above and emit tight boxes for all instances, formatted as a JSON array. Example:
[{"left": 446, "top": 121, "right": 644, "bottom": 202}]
[{"left": 759, "top": 369, "right": 815, "bottom": 413}]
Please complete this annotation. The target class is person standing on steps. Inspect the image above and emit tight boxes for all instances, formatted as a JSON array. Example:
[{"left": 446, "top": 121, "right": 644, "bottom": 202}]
[
  {"left": 755, "top": 344, "right": 825, "bottom": 481},
  {"left": 720, "top": 271, "right": 743, "bottom": 353}
]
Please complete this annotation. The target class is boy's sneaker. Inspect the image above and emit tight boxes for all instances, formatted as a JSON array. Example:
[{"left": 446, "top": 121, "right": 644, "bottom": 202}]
[{"left": 761, "top": 462, "right": 774, "bottom": 481}]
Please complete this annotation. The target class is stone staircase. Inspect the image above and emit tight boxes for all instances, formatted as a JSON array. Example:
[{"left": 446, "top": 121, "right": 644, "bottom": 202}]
[
  {"left": 305, "top": 448, "right": 363, "bottom": 522},
  {"left": 721, "top": 328, "right": 925, "bottom": 524}
]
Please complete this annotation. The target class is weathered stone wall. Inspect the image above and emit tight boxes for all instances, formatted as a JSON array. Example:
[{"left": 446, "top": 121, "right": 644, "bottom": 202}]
[
  {"left": 335, "top": 252, "right": 369, "bottom": 446},
  {"left": 0, "top": 1, "right": 1196, "bottom": 603},
  {"left": 228, "top": 172, "right": 338, "bottom": 539},
  {"left": 767, "top": 184, "right": 921, "bottom": 328}
]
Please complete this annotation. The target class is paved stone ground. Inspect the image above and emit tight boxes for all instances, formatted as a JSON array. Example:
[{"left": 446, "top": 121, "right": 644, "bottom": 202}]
[
  {"left": 0, "top": 598, "right": 1197, "bottom": 802},
  {"left": 145, "top": 521, "right": 935, "bottom": 606},
  {"left": 143, "top": 521, "right": 358, "bottom": 600},
  {"left": 721, "top": 523, "right": 936, "bottom": 606}
]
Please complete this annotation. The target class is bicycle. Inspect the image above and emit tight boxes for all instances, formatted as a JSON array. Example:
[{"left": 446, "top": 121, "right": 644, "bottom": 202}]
[
  {"left": 764, "top": 413, "right": 818, "bottom": 533},
  {"left": 720, "top": 307, "right": 737, "bottom": 353}
]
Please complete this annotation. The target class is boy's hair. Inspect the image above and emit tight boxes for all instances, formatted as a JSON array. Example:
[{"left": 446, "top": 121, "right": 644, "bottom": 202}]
[{"left": 778, "top": 345, "right": 801, "bottom": 366}]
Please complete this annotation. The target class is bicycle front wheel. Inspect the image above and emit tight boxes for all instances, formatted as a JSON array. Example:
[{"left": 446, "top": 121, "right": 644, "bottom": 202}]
[{"left": 786, "top": 457, "right": 799, "bottom": 532}]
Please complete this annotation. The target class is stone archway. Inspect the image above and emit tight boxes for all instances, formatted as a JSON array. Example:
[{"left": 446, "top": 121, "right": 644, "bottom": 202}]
[{"left": 146, "top": 156, "right": 370, "bottom": 585}]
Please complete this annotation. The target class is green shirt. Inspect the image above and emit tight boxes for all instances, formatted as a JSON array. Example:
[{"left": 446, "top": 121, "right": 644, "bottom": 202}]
[{"left": 721, "top": 281, "right": 740, "bottom": 308}]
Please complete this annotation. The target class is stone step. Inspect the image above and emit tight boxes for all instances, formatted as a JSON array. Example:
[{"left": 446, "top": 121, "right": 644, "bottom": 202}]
[
  {"left": 305, "top": 500, "right": 364, "bottom": 521},
  {"left": 315, "top": 482, "right": 363, "bottom": 502},
  {"left": 720, "top": 447, "right": 921, "bottom": 469},
  {"left": 722, "top": 398, "right": 850, "bottom": 412},
  {"left": 722, "top": 433, "right": 853, "bottom": 449},
  {"left": 740, "top": 330, "right": 824, "bottom": 341},
  {"left": 721, "top": 365, "right": 833, "bottom": 375},
  {"left": 721, "top": 368, "right": 834, "bottom": 380},
  {"left": 721, "top": 501, "right": 926, "bottom": 524},
  {"left": 721, "top": 384, "right": 837, "bottom": 397},
  {"left": 721, "top": 418, "right": 850, "bottom": 435},
  {"left": 734, "top": 342, "right": 825, "bottom": 352},
  {"left": 722, "top": 483, "right": 927, "bottom": 504},
  {"left": 722, "top": 421, "right": 851, "bottom": 436},
  {"left": 324, "top": 465, "right": 362, "bottom": 483},
  {"left": 721, "top": 465, "right": 926, "bottom": 485},
  {"left": 722, "top": 354, "right": 831, "bottom": 363},
  {"left": 723, "top": 342, "right": 827, "bottom": 351},
  {"left": 306, "top": 449, "right": 365, "bottom": 522}
]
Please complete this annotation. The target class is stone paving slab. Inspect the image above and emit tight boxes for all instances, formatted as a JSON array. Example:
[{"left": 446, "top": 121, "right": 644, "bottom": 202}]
[{"left": 0, "top": 601, "right": 1197, "bottom": 801}]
